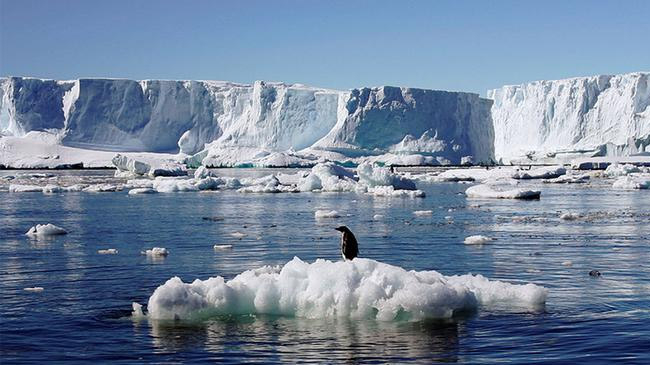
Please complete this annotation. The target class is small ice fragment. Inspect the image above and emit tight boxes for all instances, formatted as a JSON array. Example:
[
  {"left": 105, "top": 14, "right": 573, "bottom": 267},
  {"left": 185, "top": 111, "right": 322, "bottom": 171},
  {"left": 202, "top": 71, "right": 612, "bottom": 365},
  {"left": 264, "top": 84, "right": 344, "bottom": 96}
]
[
  {"left": 231, "top": 232, "right": 247, "bottom": 239},
  {"left": 562, "top": 260, "right": 573, "bottom": 267},
  {"left": 128, "top": 188, "right": 158, "bottom": 195},
  {"left": 132, "top": 302, "right": 145, "bottom": 318},
  {"left": 143, "top": 247, "right": 168, "bottom": 256},
  {"left": 413, "top": 210, "right": 433, "bottom": 216},
  {"left": 24, "top": 287, "right": 44, "bottom": 292},
  {"left": 560, "top": 212, "right": 580, "bottom": 221},
  {"left": 373, "top": 214, "right": 384, "bottom": 220},
  {"left": 98, "top": 249, "right": 118, "bottom": 254},
  {"left": 445, "top": 216, "right": 453, "bottom": 220},
  {"left": 213, "top": 244, "right": 233, "bottom": 250},
  {"left": 464, "top": 235, "right": 492, "bottom": 245},
  {"left": 25, "top": 224, "right": 67, "bottom": 236},
  {"left": 315, "top": 210, "right": 340, "bottom": 219}
]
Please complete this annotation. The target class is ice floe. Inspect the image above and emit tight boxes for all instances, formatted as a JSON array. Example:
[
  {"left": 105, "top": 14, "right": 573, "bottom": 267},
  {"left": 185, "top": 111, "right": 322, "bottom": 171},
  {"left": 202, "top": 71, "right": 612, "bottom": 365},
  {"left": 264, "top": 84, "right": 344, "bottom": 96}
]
[
  {"left": 140, "top": 257, "right": 547, "bottom": 321},
  {"left": 464, "top": 235, "right": 492, "bottom": 245},
  {"left": 98, "top": 249, "right": 119, "bottom": 254},
  {"left": 25, "top": 223, "right": 67, "bottom": 236},
  {"left": 128, "top": 188, "right": 158, "bottom": 195},
  {"left": 143, "top": 247, "right": 169, "bottom": 257},
  {"left": 315, "top": 210, "right": 340, "bottom": 219},
  {"left": 465, "top": 184, "right": 541, "bottom": 200},
  {"left": 611, "top": 175, "right": 650, "bottom": 190}
]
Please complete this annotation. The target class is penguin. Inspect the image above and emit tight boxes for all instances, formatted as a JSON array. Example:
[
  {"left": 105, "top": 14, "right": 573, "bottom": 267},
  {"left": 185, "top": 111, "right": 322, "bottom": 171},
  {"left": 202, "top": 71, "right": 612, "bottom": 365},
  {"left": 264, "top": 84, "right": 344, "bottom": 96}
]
[{"left": 335, "top": 226, "right": 358, "bottom": 260}]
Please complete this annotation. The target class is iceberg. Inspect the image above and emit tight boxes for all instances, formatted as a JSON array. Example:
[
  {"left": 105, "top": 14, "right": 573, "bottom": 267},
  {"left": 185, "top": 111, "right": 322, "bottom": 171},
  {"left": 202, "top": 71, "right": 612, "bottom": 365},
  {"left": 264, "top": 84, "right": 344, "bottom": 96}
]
[
  {"left": 488, "top": 72, "right": 650, "bottom": 164},
  {"left": 1, "top": 77, "right": 495, "bottom": 167}
]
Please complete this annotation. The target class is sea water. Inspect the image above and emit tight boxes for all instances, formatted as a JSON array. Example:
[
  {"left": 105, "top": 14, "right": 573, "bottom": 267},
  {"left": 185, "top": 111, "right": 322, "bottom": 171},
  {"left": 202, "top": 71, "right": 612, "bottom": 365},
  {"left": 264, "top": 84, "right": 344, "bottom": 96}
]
[{"left": 1, "top": 169, "right": 649, "bottom": 363}]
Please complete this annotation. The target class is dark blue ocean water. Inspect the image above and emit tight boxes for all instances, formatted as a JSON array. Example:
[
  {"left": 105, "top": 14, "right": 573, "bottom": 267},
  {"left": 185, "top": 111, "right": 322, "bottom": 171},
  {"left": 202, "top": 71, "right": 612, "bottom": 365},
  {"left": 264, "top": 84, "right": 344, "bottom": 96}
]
[{"left": 1, "top": 170, "right": 649, "bottom": 363}]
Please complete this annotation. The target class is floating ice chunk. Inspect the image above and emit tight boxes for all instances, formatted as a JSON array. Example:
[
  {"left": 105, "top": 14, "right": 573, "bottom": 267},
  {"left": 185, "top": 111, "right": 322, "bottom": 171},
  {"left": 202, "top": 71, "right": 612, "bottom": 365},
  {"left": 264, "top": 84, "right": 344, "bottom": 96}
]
[
  {"left": 144, "top": 257, "right": 547, "bottom": 321},
  {"left": 98, "top": 248, "right": 118, "bottom": 254},
  {"left": 62, "top": 184, "right": 87, "bottom": 192},
  {"left": 543, "top": 173, "right": 590, "bottom": 184},
  {"left": 562, "top": 261, "right": 573, "bottom": 267},
  {"left": 465, "top": 184, "right": 541, "bottom": 200},
  {"left": 357, "top": 162, "right": 416, "bottom": 190},
  {"left": 149, "top": 163, "right": 187, "bottom": 177},
  {"left": 512, "top": 166, "right": 566, "bottom": 180},
  {"left": 373, "top": 214, "right": 384, "bottom": 220},
  {"left": 315, "top": 210, "right": 340, "bottom": 219},
  {"left": 230, "top": 232, "right": 247, "bottom": 239},
  {"left": 42, "top": 184, "right": 63, "bottom": 193},
  {"left": 153, "top": 178, "right": 198, "bottom": 193},
  {"left": 128, "top": 188, "right": 158, "bottom": 195},
  {"left": 24, "top": 287, "right": 44, "bottom": 292},
  {"left": 112, "top": 154, "right": 151, "bottom": 177},
  {"left": 25, "top": 223, "right": 67, "bottom": 236},
  {"left": 560, "top": 212, "right": 581, "bottom": 220},
  {"left": 83, "top": 184, "right": 122, "bottom": 192},
  {"left": 413, "top": 210, "right": 433, "bottom": 215},
  {"left": 9, "top": 184, "right": 43, "bottom": 192},
  {"left": 132, "top": 302, "right": 145, "bottom": 318},
  {"left": 367, "top": 186, "right": 425, "bottom": 198},
  {"left": 125, "top": 179, "right": 154, "bottom": 189},
  {"left": 605, "top": 163, "right": 641, "bottom": 177},
  {"left": 464, "top": 235, "right": 492, "bottom": 245},
  {"left": 213, "top": 244, "right": 233, "bottom": 250},
  {"left": 194, "top": 166, "right": 216, "bottom": 179},
  {"left": 193, "top": 177, "right": 221, "bottom": 191},
  {"left": 612, "top": 175, "right": 650, "bottom": 190},
  {"left": 143, "top": 247, "right": 168, "bottom": 256}
]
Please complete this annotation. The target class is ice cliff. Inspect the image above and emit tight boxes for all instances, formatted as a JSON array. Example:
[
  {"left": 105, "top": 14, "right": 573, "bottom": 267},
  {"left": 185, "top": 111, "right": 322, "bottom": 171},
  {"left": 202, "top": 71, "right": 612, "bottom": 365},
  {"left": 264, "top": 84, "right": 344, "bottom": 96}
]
[
  {"left": 488, "top": 72, "right": 650, "bottom": 163},
  {"left": 0, "top": 77, "right": 494, "bottom": 166}
]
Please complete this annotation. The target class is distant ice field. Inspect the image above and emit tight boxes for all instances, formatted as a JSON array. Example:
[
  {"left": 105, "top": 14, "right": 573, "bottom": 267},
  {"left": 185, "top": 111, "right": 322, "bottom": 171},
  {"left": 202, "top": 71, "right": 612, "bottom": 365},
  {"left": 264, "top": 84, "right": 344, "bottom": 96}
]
[{"left": 1, "top": 168, "right": 649, "bottom": 363}]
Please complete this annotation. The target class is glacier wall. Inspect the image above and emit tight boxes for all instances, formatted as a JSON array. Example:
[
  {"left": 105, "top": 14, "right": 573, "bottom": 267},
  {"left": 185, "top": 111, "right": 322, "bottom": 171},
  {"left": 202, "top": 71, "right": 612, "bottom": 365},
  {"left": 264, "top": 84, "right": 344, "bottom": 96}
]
[
  {"left": 488, "top": 72, "right": 650, "bottom": 162},
  {"left": 312, "top": 86, "right": 494, "bottom": 164},
  {"left": 0, "top": 77, "right": 495, "bottom": 165}
]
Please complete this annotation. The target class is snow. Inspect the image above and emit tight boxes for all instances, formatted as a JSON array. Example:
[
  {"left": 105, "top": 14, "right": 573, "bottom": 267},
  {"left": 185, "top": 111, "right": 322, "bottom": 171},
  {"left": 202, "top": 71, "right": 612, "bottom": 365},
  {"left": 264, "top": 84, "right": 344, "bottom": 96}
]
[
  {"left": 315, "top": 210, "right": 340, "bottom": 219},
  {"left": 25, "top": 223, "right": 67, "bottom": 236},
  {"left": 489, "top": 72, "right": 650, "bottom": 163},
  {"left": 143, "top": 247, "right": 169, "bottom": 257},
  {"left": 612, "top": 175, "right": 650, "bottom": 190},
  {"left": 465, "top": 184, "right": 541, "bottom": 200},
  {"left": 464, "top": 235, "right": 492, "bottom": 245},
  {"left": 141, "top": 257, "right": 547, "bottom": 321}
]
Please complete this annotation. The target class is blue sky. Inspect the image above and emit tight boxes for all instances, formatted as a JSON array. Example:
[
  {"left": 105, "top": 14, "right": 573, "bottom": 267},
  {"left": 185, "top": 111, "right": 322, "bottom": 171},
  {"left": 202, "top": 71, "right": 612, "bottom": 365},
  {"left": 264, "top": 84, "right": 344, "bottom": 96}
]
[{"left": 1, "top": 0, "right": 648, "bottom": 95}]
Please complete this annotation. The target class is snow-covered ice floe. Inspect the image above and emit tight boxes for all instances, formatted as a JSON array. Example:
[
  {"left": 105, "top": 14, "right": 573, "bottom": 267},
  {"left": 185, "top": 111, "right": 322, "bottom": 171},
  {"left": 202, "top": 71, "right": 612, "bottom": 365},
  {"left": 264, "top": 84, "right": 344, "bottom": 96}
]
[
  {"left": 612, "top": 175, "right": 650, "bottom": 190},
  {"left": 314, "top": 210, "right": 340, "bottom": 219},
  {"left": 113, "top": 154, "right": 187, "bottom": 178},
  {"left": 24, "top": 287, "right": 45, "bottom": 292},
  {"left": 143, "top": 247, "right": 169, "bottom": 257},
  {"left": 465, "top": 184, "right": 541, "bottom": 200},
  {"left": 98, "top": 248, "right": 118, "bottom": 254},
  {"left": 464, "top": 235, "right": 493, "bottom": 245},
  {"left": 25, "top": 223, "right": 67, "bottom": 236},
  {"left": 128, "top": 188, "right": 158, "bottom": 195},
  {"left": 138, "top": 257, "right": 547, "bottom": 321}
]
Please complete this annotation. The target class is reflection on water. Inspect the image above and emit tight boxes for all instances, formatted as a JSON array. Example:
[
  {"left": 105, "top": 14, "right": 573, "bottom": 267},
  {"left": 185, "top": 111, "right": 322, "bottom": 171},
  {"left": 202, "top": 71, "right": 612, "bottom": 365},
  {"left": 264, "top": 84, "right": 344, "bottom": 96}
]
[{"left": 146, "top": 315, "right": 461, "bottom": 363}]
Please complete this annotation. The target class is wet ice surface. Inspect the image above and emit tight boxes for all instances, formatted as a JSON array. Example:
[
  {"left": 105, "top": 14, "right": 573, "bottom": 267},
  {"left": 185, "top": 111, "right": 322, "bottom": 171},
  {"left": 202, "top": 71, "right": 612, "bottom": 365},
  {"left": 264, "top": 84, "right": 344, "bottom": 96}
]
[{"left": 1, "top": 169, "right": 649, "bottom": 363}]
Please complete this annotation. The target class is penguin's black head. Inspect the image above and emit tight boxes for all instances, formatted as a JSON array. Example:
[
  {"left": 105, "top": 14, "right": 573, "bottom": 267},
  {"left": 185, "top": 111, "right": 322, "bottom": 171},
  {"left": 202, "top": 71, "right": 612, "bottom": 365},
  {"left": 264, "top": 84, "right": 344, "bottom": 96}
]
[{"left": 335, "top": 226, "right": 348, "bottom": 232}]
